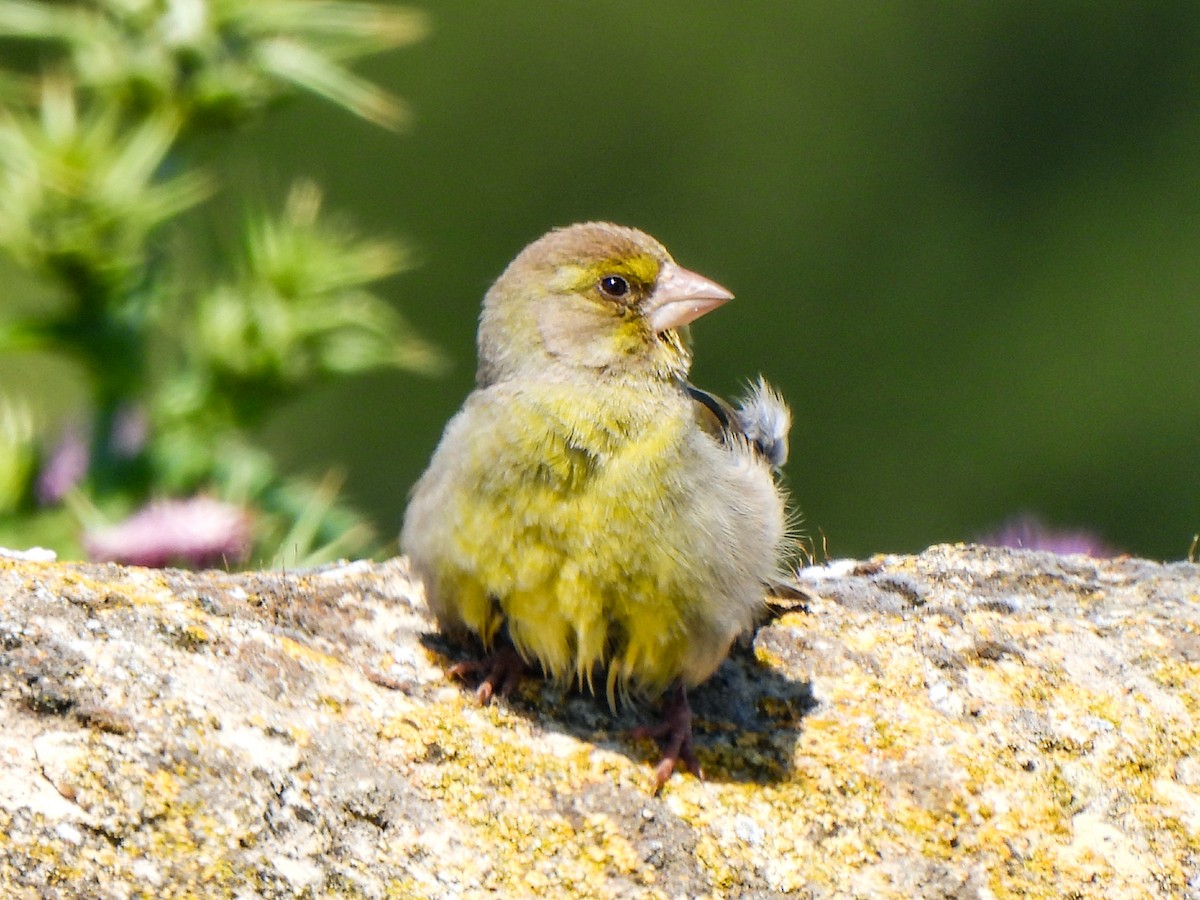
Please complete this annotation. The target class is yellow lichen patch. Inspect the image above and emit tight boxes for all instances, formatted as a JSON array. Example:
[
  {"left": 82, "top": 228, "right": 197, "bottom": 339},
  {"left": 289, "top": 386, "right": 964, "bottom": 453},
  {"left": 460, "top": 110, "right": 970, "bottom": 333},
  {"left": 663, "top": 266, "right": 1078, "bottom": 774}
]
[
  {"left": 579, "top": 814, "right": 642, "bottom": 875},
  {"left": 275, "top": 634, "right": 343, "bottom": 669},
  {"left": 376, "top": 698, "right": 666, "bottom": 895},
  {"left": 693, "top": 832, "right": 737, "bottom": 891},
  {"left": 37, "top": 736, "right": 248, "bottom": 895},
  {"left": 175, "top": 623, "right": 213, "bottom": 650},
  {"left": 317, "top": 694, "right": 346, "bottom": 714},
  {"left": 287, "top": 724, "right": 312, "bottom": 749},
  {"left": 1151, "top": 656, "right": 1200, "bottom": 699},
  {"left": 141, "top": 767, "right": 183, "bottom": 817},
  {"left": 28, "top": 568, "right": 156, "bottom": 613},
  {"left": 752, "top": 642, "right": 785, "bottom": 669}
]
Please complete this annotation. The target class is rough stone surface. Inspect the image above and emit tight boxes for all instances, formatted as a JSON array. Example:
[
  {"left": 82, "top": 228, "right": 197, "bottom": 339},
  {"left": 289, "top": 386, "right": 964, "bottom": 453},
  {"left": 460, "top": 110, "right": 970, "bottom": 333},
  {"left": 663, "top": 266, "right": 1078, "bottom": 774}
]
[{"left": 0, "top": 545, "right": 1198, "bottom": 898}]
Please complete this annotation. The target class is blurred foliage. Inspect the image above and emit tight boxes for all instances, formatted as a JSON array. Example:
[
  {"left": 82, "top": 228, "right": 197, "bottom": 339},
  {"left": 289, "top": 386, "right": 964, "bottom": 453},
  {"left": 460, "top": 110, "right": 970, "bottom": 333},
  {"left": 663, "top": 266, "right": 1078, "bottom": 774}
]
[
  {"left": 0, "top": 398, "right": 35, "bottom": 515},
  {"left": 3, "top": 2, "right": 1199, "bottom": 564},
  {"left": 0, "top": 0, "right": 436, "bottom": 566},
  {"left": 0, "top": 0, "right": 424, "bottom": 127}
]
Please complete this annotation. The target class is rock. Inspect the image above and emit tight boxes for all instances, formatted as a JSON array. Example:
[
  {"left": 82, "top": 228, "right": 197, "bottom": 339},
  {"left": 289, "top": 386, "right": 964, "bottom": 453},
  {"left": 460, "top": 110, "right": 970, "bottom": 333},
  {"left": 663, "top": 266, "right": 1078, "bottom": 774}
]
[{"left": 0, "top": 545, "right": 1197, "bottom": 898}]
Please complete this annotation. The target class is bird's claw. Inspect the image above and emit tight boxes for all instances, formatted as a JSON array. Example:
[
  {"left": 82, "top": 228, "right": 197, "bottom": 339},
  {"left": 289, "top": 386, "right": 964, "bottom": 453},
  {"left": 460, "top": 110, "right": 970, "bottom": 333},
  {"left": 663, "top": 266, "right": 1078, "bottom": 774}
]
[
  {"left": 448, "top": 643, "right": 527, "bottom": 705},
  {"left": 631, "top": 682, "right": 702, "bottom": 791}
]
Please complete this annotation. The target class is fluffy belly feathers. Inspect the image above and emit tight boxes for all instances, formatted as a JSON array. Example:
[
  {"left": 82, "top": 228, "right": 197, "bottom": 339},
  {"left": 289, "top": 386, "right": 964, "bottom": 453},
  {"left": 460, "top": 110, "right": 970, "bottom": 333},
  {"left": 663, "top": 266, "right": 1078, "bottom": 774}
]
[{"left": 405, "top": 388, "right": 782, "bottom": 703}]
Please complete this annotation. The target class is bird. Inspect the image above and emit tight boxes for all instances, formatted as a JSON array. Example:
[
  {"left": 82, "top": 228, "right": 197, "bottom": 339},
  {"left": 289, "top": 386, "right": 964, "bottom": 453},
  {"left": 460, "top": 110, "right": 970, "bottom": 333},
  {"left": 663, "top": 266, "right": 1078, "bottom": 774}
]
[{"left": 401, "top": 222, "right": 794, "bottom": 787}]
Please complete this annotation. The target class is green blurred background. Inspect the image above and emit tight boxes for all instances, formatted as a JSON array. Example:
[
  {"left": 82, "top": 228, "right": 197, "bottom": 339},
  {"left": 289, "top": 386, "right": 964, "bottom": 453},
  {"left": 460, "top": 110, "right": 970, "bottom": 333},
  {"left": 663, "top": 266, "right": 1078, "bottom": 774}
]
[{"left": 8, "top": 1, "right": 1200, "bottom": 560}]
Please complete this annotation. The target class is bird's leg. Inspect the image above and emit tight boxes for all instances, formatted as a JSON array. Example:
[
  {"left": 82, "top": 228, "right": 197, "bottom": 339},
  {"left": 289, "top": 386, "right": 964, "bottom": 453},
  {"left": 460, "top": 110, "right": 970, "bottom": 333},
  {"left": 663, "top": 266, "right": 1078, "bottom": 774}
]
[
  {"left": 447, "top": 637, "right": 528, "bottom": 705},
  {"left": 631, "top": 680, "right": 702, "bottom": 789}
]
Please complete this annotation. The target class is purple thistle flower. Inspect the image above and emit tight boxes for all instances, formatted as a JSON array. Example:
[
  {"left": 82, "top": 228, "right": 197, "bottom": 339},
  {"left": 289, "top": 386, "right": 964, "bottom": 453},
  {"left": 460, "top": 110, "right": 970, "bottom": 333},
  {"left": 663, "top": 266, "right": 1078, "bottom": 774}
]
[
  {"left": 37, "top": 406, "right": 148, "bottom": 506},
  {"left": 37, "top": 425, "right": 89, "bottom": 505},
  {"left": 85, "top": 497, "right": 251, "bottom": 569},
  {"left": 978, "top": 513, "right": 1117, "bottom": 558}
]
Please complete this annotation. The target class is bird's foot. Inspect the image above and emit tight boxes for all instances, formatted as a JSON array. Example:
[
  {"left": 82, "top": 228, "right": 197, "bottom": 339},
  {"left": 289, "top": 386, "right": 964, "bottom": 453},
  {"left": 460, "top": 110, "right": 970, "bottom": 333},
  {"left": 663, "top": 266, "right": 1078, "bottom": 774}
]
[
  {"left": 447, "top": 642, "right": 528, "bottom": 705},
  {"left": 630, "top": 681, "right": 702, "bottom": 790}
]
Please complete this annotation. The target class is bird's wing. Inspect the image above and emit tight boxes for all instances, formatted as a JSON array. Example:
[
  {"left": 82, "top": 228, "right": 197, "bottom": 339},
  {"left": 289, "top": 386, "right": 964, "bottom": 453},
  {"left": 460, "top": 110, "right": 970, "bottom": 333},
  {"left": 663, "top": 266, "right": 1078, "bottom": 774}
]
[
  {"left": 684, "top": 382, "right": 740, "bottom": 442},
  {"left": 683, "top": 379, "right": 790, "bottom": 471}
]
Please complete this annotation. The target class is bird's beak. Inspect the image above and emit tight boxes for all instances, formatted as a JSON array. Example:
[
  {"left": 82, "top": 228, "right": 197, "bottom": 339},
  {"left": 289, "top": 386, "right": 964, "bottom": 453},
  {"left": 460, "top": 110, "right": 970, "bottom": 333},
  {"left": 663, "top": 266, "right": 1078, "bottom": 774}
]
[{"left": 644, "top": 262, "right": 734, "bottom": 334}]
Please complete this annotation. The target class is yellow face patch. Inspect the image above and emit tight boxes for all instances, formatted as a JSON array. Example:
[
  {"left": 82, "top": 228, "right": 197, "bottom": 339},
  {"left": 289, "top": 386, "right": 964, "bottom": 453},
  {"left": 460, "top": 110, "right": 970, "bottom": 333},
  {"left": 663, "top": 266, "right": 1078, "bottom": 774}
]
[{"left": 570, "top": 252, "right": 662, "bottom": 308}]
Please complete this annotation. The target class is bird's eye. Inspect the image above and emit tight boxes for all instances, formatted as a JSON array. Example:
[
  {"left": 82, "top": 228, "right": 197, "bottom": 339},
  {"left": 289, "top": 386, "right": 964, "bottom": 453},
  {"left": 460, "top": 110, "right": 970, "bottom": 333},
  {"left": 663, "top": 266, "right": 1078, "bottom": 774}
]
[{"left": 599, "top": 275, "right": 630, "bottom": 299}]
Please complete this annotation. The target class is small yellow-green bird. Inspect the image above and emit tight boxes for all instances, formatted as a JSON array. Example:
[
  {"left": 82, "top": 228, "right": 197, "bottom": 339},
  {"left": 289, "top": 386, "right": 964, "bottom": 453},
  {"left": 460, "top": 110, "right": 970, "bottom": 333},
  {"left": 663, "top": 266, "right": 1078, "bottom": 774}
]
[{"left": 401, "top": 222, "right": 793, "bottom": 786}]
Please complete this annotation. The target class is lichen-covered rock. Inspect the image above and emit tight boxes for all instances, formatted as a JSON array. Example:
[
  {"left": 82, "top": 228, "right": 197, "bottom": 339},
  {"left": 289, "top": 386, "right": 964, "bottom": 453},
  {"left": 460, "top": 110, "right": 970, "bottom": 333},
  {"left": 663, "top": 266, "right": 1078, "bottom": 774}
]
[{"left": 0, "top": 545, "right": 1197, "bottom": 898}]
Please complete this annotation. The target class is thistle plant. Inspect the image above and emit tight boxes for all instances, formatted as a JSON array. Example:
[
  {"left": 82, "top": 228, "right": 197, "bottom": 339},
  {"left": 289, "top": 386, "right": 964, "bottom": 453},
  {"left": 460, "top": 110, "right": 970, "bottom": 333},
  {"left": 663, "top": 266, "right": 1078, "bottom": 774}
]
[{"left": 0, "top": 0, "right": 436, "bottom": 567}]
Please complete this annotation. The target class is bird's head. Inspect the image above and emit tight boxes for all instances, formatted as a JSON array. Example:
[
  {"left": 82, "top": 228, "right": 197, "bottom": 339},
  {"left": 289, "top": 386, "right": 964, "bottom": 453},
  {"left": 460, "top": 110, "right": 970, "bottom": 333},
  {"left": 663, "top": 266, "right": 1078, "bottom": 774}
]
[{"left": 477, "top": 222, "right": 733, "bottom": 385}]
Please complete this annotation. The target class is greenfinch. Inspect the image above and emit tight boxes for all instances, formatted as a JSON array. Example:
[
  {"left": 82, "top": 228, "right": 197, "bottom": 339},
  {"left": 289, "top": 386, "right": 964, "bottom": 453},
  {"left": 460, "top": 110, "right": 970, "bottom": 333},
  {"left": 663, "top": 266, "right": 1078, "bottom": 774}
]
[{"left": 401, "top": 222, "right": 793, "bottom": 786}]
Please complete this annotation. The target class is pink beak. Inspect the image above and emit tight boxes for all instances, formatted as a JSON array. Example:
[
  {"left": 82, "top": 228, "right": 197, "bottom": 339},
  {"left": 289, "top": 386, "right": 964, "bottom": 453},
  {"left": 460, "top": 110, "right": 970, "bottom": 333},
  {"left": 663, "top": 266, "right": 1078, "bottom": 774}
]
[{"left": 643, "top": 262, "right": 734, "bottom": 334}]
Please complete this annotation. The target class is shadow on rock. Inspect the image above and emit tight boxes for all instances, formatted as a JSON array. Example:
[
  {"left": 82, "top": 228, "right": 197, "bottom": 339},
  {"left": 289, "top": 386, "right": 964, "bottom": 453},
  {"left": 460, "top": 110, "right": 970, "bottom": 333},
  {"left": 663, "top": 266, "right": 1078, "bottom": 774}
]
[{"left": 419, "top": 629, "right": 816, "bottom": 786}]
